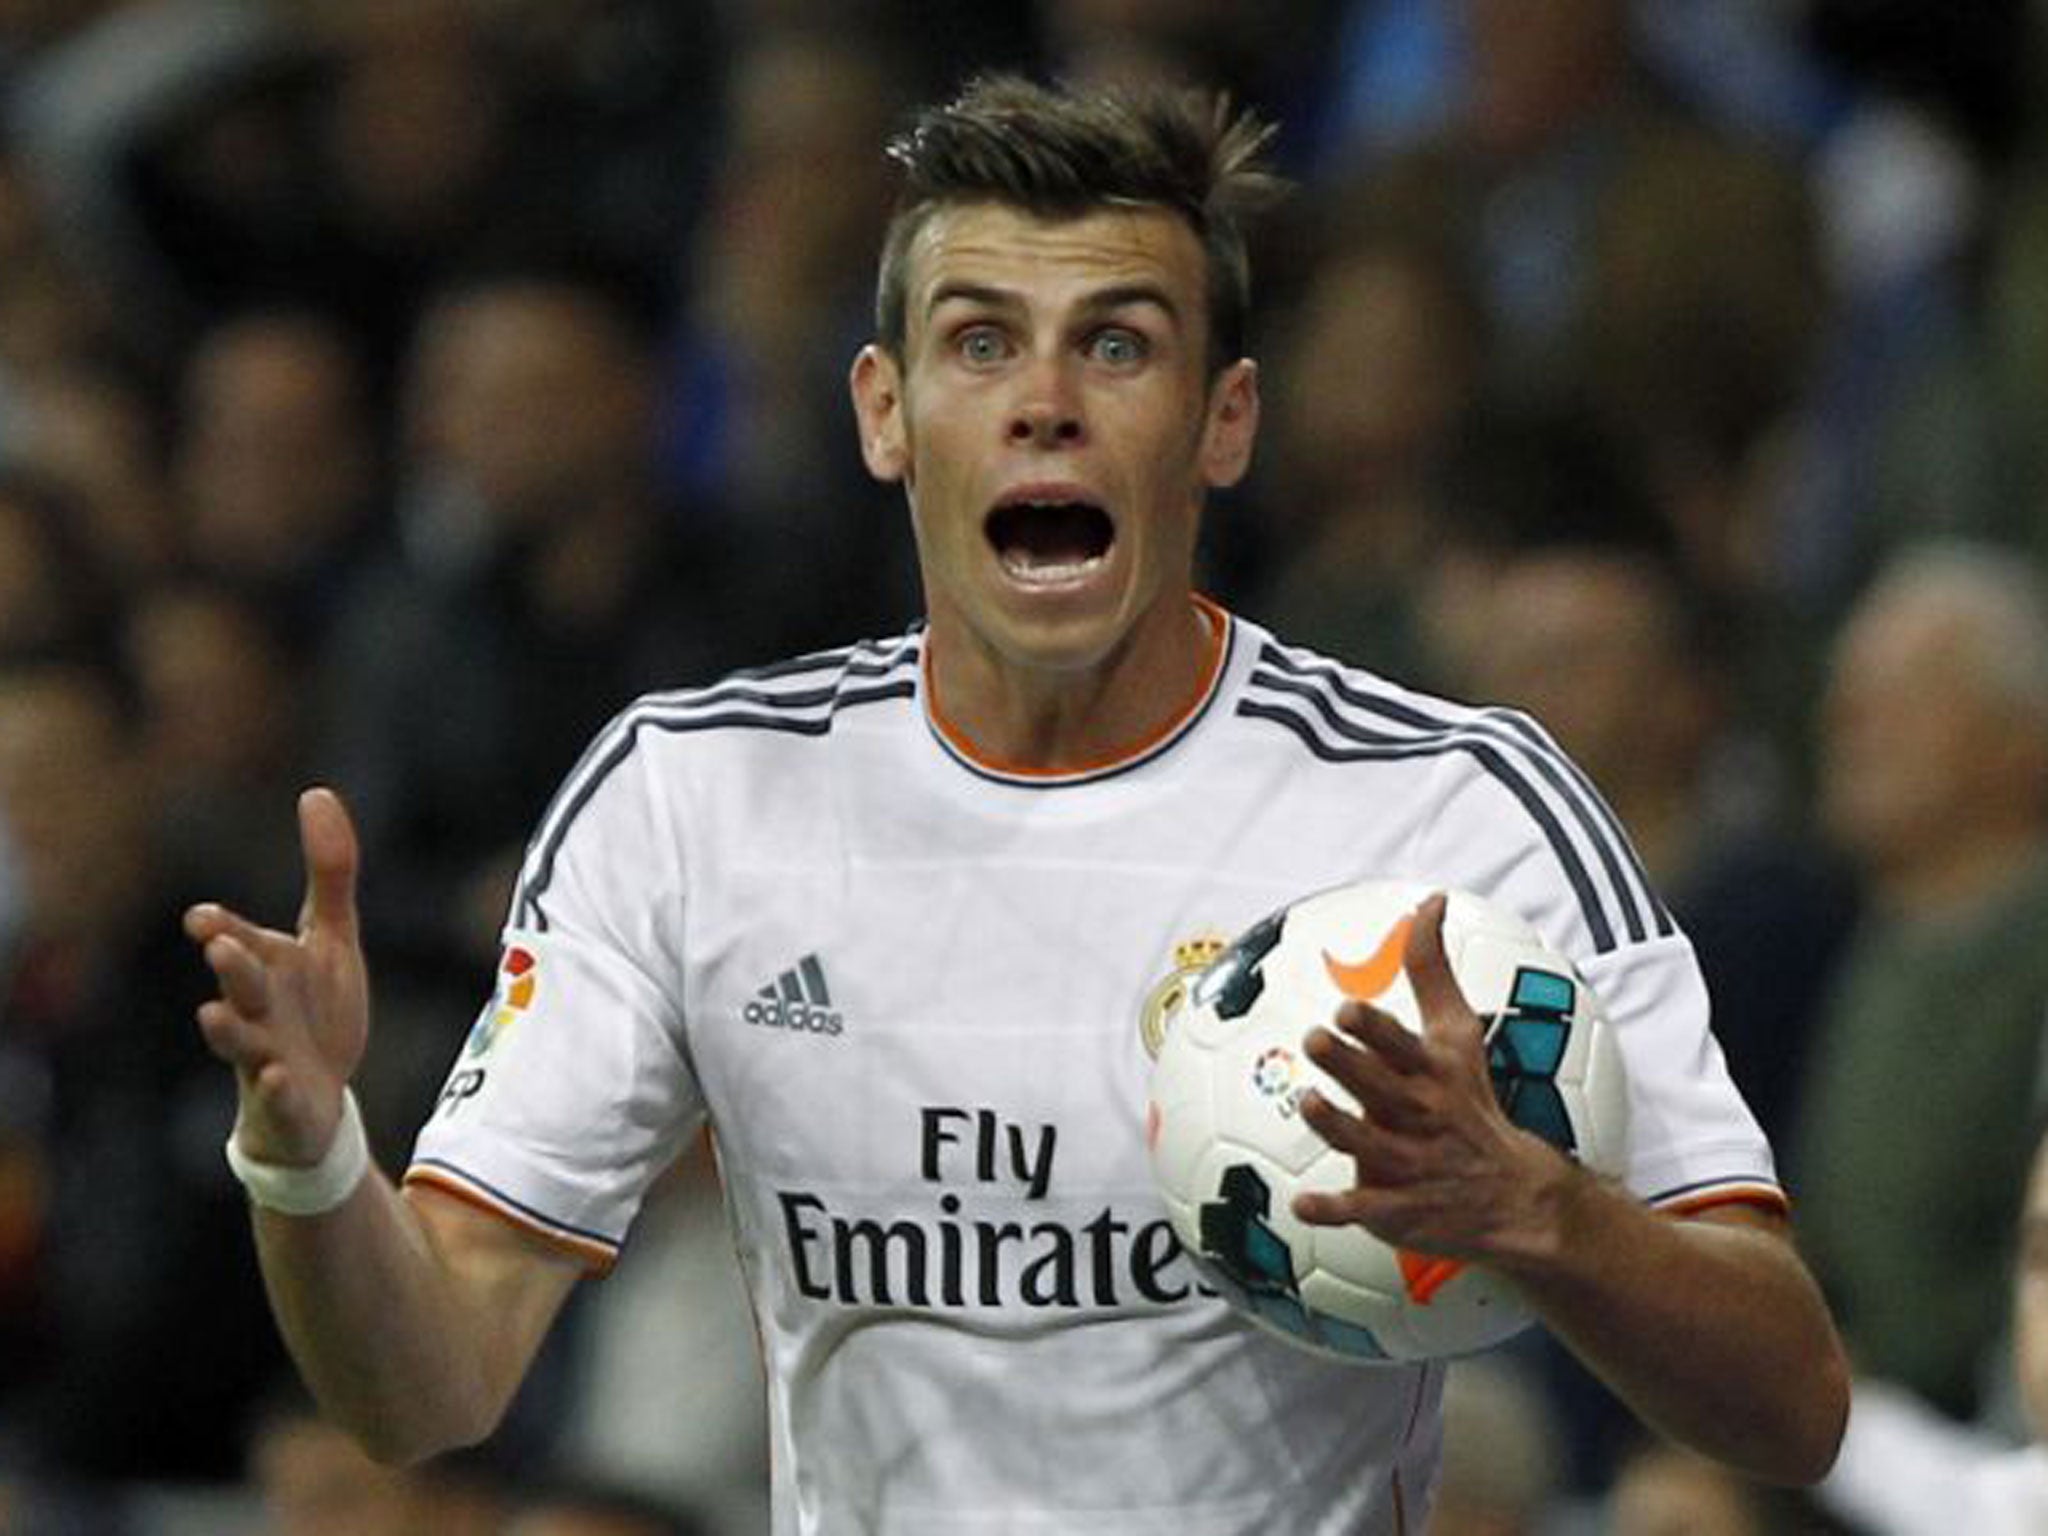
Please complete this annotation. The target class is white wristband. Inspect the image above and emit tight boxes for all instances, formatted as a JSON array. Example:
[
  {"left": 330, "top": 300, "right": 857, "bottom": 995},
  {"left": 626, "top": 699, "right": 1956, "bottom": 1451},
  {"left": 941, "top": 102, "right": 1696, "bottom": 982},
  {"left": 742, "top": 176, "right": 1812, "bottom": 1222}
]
[{"left": 224, "top": 1087, "right": 371, "bottom": 1215}]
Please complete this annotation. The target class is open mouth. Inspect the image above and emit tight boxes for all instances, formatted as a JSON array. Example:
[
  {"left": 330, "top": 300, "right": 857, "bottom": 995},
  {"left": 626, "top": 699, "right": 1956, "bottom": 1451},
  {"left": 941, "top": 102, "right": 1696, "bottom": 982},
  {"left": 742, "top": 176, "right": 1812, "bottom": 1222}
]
[{"left": 985, "top": 499, "right": 1115, "bottom": 585}]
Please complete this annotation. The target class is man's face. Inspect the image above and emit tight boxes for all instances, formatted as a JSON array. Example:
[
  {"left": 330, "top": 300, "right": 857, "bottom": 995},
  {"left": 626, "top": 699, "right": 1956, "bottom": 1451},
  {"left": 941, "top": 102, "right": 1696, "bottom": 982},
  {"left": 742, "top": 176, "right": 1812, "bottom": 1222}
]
[
  {"left": 1819, "top": 590, "right": 2011, "bottom": 876},
  {"left": 404, "top": 285, "right": 650, "bottom": 529},
  {"left": 0, "top": 671, "right": 146, "bottom": 939},
  {"left": 1461, "top": 553, "right": 1694, "bottom": 800},
  {"left": 852, "top": 202, "right": 1256, "bottom": 681}
]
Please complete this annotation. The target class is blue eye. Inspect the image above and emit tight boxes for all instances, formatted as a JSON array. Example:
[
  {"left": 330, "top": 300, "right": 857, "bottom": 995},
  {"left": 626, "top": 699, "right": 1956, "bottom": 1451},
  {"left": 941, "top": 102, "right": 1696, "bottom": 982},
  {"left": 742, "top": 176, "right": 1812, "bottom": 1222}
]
[
  {"left": 1089, "top": 328, "right": 1148, "bottom": 366},
  {"left": 957, "top": 326, "right": 1009, "bottom": 365}
]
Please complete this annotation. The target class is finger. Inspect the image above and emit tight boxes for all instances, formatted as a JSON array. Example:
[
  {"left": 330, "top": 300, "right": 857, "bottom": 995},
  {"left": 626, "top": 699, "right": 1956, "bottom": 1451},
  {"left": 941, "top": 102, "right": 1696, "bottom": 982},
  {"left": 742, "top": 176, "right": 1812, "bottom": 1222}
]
[
  {"left": 196, "top": 998, "right": 278, "bottom": 1070},
  {"left": 1404, "top": 893, "right": 1480, "bottom": 1044},
  {"left": 1299, "top": 1087, "right": 1434, "bottom": 1188},
  {"left": 1332, "top": 999, "right": 1431, "bottom": 1072},
  {"left": 1297, "top": 1082, "right": 1369, "bottom": 1155},
  {"left": 297, "top": 787, "right": 361, "bottom": 945},
  {"left": 194, "top": 999, "right": 299, "bottom": 1081},
  {"left": 1304, "top": 1027, "right": 1434, "bottom": 1130},
  {"left": 1292, "top": 1184, "right": 1385, "bottom": 1229},
  {"left": 202, "top": 933, "right": 273, "bottom": 1018},
  {"left": 184, "top": 902, "right": 293, "bottom": 961}
]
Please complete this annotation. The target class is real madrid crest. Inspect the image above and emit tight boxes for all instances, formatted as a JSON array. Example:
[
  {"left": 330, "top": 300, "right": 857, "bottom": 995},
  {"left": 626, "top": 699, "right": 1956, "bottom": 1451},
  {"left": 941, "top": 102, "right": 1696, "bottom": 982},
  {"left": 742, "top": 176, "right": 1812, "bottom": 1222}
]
[{"left": 1138, "top": 933, "right": 1228, "bottom": 1059}]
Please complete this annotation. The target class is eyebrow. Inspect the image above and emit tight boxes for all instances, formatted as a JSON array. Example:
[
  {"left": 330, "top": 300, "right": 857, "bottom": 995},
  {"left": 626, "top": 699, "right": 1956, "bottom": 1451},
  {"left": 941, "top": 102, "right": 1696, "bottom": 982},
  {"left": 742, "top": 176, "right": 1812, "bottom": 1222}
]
[
  {"left": 1087, "top": 283, "right": 1183, "bottom": 326},
  {"left": 925, "top": 280, "right": 1183, "bottom": 327},
  {"left": 925, "top": 281, "right": 1016, "bottom": 319}
]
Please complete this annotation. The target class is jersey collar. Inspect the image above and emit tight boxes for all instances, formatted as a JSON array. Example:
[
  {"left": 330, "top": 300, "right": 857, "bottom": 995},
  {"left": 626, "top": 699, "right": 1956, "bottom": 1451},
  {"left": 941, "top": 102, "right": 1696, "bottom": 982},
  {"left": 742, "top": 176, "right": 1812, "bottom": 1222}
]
[{"left": 921, "top": 594, "right": 1235, "bottom": 788}]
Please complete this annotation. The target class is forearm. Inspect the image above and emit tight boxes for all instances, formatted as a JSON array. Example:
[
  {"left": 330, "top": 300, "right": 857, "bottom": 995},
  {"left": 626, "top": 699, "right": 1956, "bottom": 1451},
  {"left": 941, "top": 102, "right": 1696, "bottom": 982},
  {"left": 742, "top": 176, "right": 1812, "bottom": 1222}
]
[
  {"left": 250, "top": 1174, "right": 512, "bottom": 1464},
  {"left": 1498, "top": 1170, "right": 1849, "bottom": 1485},
  {"left": 191, "top": 793, "right": 579, "bottom": 1462}
]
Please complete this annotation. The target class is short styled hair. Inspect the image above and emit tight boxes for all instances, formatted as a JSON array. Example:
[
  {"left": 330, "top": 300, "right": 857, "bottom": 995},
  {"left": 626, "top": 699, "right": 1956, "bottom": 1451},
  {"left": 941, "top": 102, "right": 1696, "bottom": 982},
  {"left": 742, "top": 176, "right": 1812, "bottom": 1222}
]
[{"left": 873, "top": 73, "right": 1285, "bottom": 372}]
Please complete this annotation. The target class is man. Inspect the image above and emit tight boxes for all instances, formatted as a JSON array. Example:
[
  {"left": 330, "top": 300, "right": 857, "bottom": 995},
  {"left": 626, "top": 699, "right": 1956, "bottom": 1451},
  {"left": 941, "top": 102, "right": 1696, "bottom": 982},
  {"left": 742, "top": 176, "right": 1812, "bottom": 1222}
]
[
  {"left": 186, "top": 76, "right": 1846, "bottom": 1532},
  {"left": 2, "top": 660, "right": 283, "bottom": 1480},
  {"left": 321, "top": 261, "right": 745, "bottom": 973},
  {"left": 1796, "top": 541, "right": 2048, "bottom": 1418}
]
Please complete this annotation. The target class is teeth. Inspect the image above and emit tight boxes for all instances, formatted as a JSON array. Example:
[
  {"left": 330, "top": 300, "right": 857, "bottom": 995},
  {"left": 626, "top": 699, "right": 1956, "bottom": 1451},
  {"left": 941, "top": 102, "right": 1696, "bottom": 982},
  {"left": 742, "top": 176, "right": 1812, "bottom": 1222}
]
[{"left": 1001, "top": 551, "right": 1106, "bottom": 585}]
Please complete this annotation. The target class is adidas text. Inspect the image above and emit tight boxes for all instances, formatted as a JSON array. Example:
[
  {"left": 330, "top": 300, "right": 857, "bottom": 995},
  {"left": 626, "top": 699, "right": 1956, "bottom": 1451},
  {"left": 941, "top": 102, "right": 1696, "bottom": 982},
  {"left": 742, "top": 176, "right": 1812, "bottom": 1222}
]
[{"left": 745, "top": 995, "right": 844, "bottom": 1035}]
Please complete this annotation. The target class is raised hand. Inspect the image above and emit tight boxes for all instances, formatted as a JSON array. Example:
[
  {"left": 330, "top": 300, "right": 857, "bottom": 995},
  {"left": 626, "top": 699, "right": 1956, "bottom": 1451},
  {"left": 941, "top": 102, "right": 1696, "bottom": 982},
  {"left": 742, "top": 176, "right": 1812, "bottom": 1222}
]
[
  {"left": 185, "top": 787, "right": 370, "bottom": 1167},
  {"left": 1290, "top": 893, "right": 1568, "bottom": 1264}
]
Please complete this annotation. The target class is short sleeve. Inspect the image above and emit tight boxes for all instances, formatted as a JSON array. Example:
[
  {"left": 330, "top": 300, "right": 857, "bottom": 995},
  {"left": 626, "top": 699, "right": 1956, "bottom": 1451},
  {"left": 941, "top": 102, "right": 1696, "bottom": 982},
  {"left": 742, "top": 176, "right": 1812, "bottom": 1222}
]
[
  {"left": 1408, "top": 733, "right": 1783, "bottom": 1212},
  {"left": 406, "top": 716, "right": 704, "bottom": 1269},
  {"left": 1580, "top": 936, "right": 1782, "bottom": 1210}
]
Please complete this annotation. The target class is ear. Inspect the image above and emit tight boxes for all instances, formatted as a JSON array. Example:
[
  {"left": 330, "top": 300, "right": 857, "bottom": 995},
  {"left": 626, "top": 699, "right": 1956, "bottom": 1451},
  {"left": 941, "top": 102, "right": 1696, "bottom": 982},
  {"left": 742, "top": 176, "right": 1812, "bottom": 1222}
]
[
  {"left": 850, "top": 344, "right": 910, "bottom": 484},
  {"left": 1199, "top": 359, "right": 1259, "bottom": 490}
]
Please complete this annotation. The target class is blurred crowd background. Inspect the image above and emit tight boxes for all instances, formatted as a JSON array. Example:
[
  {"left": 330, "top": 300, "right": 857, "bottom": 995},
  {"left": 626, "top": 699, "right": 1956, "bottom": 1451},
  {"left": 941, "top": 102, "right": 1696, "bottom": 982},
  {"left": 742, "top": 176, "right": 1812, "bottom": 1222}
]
[{"left": 3, "top": 0, "right": 2048, "bottom": 1532}]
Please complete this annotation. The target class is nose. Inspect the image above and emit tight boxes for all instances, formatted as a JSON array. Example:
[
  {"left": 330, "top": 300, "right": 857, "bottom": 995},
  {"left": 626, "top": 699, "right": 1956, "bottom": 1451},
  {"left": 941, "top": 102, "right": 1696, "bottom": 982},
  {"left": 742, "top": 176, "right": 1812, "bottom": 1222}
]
[{"left": 1006, "top": 357, "right": 1084, "bottom": 448}]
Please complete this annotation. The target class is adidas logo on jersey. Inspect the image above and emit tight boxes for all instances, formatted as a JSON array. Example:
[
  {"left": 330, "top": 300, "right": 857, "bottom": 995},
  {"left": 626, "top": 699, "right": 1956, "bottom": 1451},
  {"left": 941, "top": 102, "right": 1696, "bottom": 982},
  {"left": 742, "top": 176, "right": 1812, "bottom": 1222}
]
[{"left": 743, "top": 954, "right": 844, "bottom": 1036}]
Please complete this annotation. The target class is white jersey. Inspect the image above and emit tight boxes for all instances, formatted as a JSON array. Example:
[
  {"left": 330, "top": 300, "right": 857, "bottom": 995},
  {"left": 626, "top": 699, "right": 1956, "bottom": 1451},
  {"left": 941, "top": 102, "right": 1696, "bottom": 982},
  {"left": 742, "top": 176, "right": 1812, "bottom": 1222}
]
[{"left": 408, "top": 603, "right": 1781, "bottom": 1536}]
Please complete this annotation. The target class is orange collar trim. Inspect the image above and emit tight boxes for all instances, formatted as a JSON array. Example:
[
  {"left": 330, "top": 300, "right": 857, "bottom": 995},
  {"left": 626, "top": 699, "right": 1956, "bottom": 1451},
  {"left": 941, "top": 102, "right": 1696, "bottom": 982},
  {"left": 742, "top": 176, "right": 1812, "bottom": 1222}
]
[{"left": 924, "top": 594, "right": 1234, "bottom": 786}]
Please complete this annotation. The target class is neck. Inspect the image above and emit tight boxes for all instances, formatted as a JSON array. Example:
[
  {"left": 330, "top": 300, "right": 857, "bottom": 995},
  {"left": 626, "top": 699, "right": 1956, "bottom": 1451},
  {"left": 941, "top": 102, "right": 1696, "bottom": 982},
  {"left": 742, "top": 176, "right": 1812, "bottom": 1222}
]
[{"left": 927, "top": 597, "right": 1222, "bottom": 774}]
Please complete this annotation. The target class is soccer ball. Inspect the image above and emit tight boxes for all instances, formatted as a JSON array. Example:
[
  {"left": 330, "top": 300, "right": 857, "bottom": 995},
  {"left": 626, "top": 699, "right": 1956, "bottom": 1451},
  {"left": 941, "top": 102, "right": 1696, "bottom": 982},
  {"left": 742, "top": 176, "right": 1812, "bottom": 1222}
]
[{"left": 1146, "top": 878, "right": 1628, "bottom": 1364}]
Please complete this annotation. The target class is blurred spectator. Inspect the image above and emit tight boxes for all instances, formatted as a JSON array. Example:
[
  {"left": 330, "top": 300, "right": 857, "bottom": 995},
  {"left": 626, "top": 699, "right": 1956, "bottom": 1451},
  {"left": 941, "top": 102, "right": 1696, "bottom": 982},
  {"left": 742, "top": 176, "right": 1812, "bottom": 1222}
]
[
  {"left": 1815, "top": 1117, "right": 2048, "bottom": 1535},
  {"left": 0, "top": 137, "right": 121, "bottom": 384},
  {"left": 250, "top": 1400, "right": 432, "bottom": 1536},
  {"left": 249, "top": 1391, "right": 510, "bottom": 1536},
  {"left": 170, "top": 307, "right": 382, "bottom": 631},
  {"left": 1601, "top": 1441, "right": 1766, "bottom": 1536},
  {"left": 1, "top": 0, "right": 284, "bottom": 355},
  {"left": 1794, "top": 541, "right": 2048, "bottom": 1422},
  {"left": 321, "top": 261, "right": 740, "bottom": 971},
  {"left": 123, "top": 578, "right": 308, "bottom": 920},
  {"left": 1576, "top": 122, "right": 1821, "bottom": 611},
  {"left": 3, "top": 360, "right": 176, "bottom": 597},
  {"left": 1698, "top": 2, "right": 2016, "bottom": 610},
  {"left": 0, "top": 658, "right": 281, "bottom": 1483},
  {"left": 656, "top": 24, "right": 920, "bottom": 653},
  {"left": 1316, "top": 0, "right": 1681, "bottom": 395},
  {"left": 1403, "top": 403, "right": 1659, "bottom": 702},
  {"left": 1235, "top": 223, "right": 1484, "bottom": 686},
  {"left": 1573, "top": 116, "right": 1838, "bottom": 769},
  {"left": 5, "top": 0, "right": 709, "bottom": 381},
  {"left": 0, "top": 468, "right": 118, "bottom": 665},
  {"left": 1780, "top": 90, "right": 2006, "bottom": 614},
  {"left": 466, "top": 0, "right": 731, "bottom": 296},
  {"left": 1035, "top": 0, "right": 1339, "bottom": 162},
  {"left": 1309, "top": 6, "right": 1845, "bottom": 737},
  {"left": 1319, "top": 0, "right": 2001, "bottom": 632}
]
